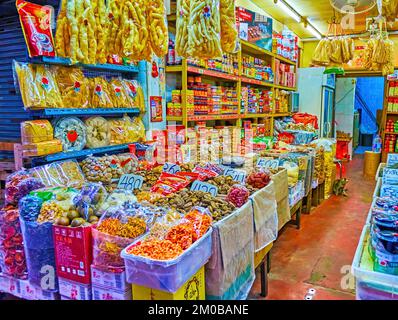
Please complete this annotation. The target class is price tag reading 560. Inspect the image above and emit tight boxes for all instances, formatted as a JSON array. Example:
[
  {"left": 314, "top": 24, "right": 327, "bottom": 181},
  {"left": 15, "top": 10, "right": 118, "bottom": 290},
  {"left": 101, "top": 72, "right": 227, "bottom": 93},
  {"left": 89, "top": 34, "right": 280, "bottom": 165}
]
[
  {"left": 191, "top": 181, "right": 218, "bottom": 197},
  {"left": 118, "top": 174, "right": 144, "bottom": 191}
]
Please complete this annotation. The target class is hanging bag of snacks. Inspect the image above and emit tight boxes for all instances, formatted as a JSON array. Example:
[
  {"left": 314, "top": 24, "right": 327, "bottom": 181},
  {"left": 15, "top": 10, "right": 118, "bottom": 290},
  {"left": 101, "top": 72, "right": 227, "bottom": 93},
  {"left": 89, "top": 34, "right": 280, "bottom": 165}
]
[
  {"left": 220, "top": 0, "right": 239, "bottom": 53},
  {"left": 148, "top": 0, "right": 169, "bottom": 57}
]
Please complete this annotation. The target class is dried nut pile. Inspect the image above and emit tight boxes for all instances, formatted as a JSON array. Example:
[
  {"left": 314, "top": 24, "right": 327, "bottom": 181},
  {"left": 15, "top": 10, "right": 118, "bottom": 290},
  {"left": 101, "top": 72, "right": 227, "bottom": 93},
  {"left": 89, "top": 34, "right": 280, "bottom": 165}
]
[
  {"left": 81, "top": 156, "right": 124, "bottom": 184},
  {"left": 153, "top": 190, "right": 235, "bottom": 222},
  {"left": 136, "top": 167, "right": 162, "bottom": 188},
  {"left": 207, "top": 175, "right": 240, "bottom": 194}
]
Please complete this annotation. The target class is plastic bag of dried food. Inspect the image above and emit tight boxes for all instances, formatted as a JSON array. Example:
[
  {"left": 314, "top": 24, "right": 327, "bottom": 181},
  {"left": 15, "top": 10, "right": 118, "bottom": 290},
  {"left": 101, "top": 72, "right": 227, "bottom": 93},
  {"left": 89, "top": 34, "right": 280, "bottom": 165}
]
[
  {"left": 73, "top": 183, "right": 108, "bottom": 221},
  {"left": 109, "top": 78, "right": 130, "bottom": 108},
  {"left": 329, "top": 38, "right": 343, "bottom": 65},
  {"left": 54, "top": 66, "right": 90, "bottom": 108},
  {"left": 90, "top": 77, "right": 114, "bottom": 108},
  {"left": 53, "top": 117, "right": 87, "bottom": 152},
  {"left": 120, "top": 0, "right": 152, "bottom": 61},
  {"left": 34, "top": 65, "right": 64, "bottom": 108},
  {"left": 188, "top": 0, "right": 223, "bottom": 59},
  {"left": 16, "top": 0, "right": 55, "bottom": 57},
  {"left": 121, "top": 79, "right": 145, "bottom": 112},
  {"left": 13, "top": 61, "right": 42, "bottom": 109},
  {"left": 81, "top": 155, "right": 124, "bottom": 184},
  {"left": 148, "top": 0, "right": 169, "bottom": 57},
  {"left": 220, "top": 0, "right": 238, "bottom": 53},
  {"left": 312, "top": 39, "right": 331, "bottom": 66},
  {"left": 54, "top": 160, "right": 86, "bottom": 188},
  {"left": 175, "top": 0, "right": 190, "bottom": 57},
  {"left": 85, "top": 116, "right": 110, "bottom": 148},
  {"left": 108, "top": 118, "right": 129, "bottom": 145},
  {"left": 124, "top": 115, "right": 146, "bottom": 143}
]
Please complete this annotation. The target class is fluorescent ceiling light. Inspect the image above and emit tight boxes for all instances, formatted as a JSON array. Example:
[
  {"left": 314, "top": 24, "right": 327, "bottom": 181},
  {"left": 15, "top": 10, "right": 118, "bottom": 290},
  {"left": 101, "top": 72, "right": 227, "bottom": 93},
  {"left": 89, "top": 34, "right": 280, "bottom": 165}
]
[
  {"left": 306, "top": 24, "right": 322, "bottom": 39},
  {"left": 276, "top": 0, "right": 301, "bottom": 23}
]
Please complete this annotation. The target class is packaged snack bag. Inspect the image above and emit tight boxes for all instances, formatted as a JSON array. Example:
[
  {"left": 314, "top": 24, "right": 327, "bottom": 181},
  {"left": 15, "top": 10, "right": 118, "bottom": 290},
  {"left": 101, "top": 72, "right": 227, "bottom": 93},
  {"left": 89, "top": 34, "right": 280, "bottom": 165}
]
[
  {"left": 220, "top": 0, "right": 238, "bottom": 53},
  {"left": 16, "top": 0, "right": 55, "bottom": 57},
  {"left": 148, "top": 0, "right": 169, "bottom": 57},
  {"left": 34, "top": 64, "right": 64, "bottom": 108},
  {"left": 13, "top": 61, "right": 41, "bottom": 109}
]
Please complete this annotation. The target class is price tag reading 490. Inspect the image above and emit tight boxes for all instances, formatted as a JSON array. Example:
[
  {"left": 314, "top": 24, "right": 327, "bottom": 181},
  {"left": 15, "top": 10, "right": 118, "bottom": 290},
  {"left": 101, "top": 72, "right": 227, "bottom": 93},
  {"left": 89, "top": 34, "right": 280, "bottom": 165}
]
[
  {"left": 191, "top": 180, "right": 218, "bottom": 197},
  {"left": 224, "top": 168, "right": 247, "bottom": 183},
  {"left": 118, "top": 174, "right": 144, "bottom": 191},
  {"left": 163, "top": 163, "right": 181, "bottom": 174}
]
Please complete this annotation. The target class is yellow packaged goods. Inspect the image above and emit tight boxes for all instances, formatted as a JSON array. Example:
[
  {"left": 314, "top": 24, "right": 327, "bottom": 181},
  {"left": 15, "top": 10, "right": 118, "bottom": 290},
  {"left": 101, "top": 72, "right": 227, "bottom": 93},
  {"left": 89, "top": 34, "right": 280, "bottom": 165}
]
[
  {"left": 175, "top": 0, "right": 190, "bottom": 57},
  {"left": 187, "top": 0, "right": 222, "bottom": 59},
  {"left": 121, "top": 79, "right": 145, "bottom": 112},
  {"left": 124, "top": 116, "right": 146, "bottom": 143},
  {"left": 85, "top": 116, "right": 110, "bottom": 148},
  {"left": 23, "top": 140, "right": 63, "bottom": 157},
  {"left": 55, "top": 0, "right": 70, "bottom": 58},
  {"left": 106, "top": 0, "right": 124, "bottom": 57},
  {"left": 55, "top": 67, "right": 90, "bottom": 108},
  {"left": 21, "top": 120, "right": 54, "bottom": 144},
  {"left": 312, "top": 39, "right": 331, "bottom": 66},
  {"left": 121, "top": 0, "right": 151, "bottom": 61},
  {"left": 109, "top": 118, "right": 128, "bottom": 145},
  {"left": 95, "top": 0, "right": 109, "bottom": 64},
  {"left": 90, "top": 77, "right": 114, "bottom": 108},
  {"left": 220, "top": 0, "right": 238, "bottom": 53},
  {"left": 13, "top": 61, "right": 42, "bottom": 109},
  {"left": 148, "top": 0, "right": 169, "bottom": 57},
  {"left": 109, "top": 79, "right": 130, "bottom": 108},
  {"left": 34, "top": 65, "right": 64, "bottom": 109}
]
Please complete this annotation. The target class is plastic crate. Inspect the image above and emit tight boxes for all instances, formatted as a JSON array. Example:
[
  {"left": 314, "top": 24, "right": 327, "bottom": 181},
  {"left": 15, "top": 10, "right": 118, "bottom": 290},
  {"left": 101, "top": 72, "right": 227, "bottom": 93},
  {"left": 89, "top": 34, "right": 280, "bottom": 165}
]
[
  {"left": 352, "top": 225, "right": 398, "bottom": 300},
  {"left": 373, "top": 178, "right": 382, "bottom": 199},
  {"left": 121, "top": 229, "right": 212, "bottom": 293}
]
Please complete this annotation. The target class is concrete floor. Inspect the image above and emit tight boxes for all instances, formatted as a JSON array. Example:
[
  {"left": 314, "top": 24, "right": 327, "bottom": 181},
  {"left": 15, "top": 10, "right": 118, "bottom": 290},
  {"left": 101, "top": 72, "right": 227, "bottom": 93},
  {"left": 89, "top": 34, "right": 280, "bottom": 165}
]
[{"left": 249, "top": 155, "right": 375, "bottom": 300}]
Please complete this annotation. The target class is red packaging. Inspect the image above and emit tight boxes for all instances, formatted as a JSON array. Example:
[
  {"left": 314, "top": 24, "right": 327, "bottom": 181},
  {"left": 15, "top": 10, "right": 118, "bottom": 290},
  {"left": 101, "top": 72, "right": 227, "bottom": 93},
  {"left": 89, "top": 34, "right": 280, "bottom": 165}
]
[
  {"left": 16, "top": 0, "right": 55, "bottom": 57},
  {"left": 53, "top": 225, "right": 93, "bottom": 285},
  {"left": 176, "top": 172, "right": 200, "bottom": 182},
  {"left": 193, "top": 166, "right": 219, "bottom": 181},
  {"left": 150, "top": 172, "right": 190, "bottom": 195}
]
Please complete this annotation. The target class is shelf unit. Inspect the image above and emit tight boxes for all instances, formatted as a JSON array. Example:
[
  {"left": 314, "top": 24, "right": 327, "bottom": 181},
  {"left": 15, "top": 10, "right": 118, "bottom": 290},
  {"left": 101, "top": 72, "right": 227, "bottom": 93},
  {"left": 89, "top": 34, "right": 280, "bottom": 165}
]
[
  {"left": 381, "top": 78, "right": 397, "bottom": 162},
  {"left": 165, "top": 34, "right": 297, "bottom": 136}
]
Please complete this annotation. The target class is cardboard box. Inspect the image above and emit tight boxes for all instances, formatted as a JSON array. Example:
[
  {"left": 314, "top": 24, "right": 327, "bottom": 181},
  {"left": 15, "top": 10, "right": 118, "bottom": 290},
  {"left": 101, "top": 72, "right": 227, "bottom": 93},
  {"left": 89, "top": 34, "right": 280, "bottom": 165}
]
[
  {"left": 19, "top": 279, "right": 59, "bottom": 300},
  {"left": 132, "top": 267, "right": 205, "bottom": 300},
  {"left": 92, "top": 285, "right": 132, "bottom": 300},
  {"left": 53, "top": 225, "right": 93, "bottom": 284},
  {"left": 58, "top": 278, "right": 92, "bottom": 300},
  {"left": 0, "top": 274, "right": 22, "bottom": 298},
  {"left": 91, "top": 265, "right": 129, "bottom": 292}
]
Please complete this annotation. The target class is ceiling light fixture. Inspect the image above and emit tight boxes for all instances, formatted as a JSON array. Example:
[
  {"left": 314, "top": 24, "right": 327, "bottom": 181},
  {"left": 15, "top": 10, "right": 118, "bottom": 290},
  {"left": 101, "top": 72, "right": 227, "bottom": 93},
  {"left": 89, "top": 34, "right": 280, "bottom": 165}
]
[
  {"left": 275, "top": 0, "right": 301, "bottom": 23},
  {"left": 306, "top": 24, "right": 322, "bottom": 39}
]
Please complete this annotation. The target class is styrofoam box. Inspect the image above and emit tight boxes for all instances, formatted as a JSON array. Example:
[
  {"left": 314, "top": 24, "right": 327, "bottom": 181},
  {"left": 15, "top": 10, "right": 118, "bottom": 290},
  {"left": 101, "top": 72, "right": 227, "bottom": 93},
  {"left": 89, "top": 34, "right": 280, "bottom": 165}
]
[
  {"left": 91, "top": 265, "right": 129, "bottom": 292},
  {"left": 58, "top": 277, "right": 92, "bottom": 300},
  {"left": 352, "top": 225, "right": 398, "bottom": 300},
  {"left": 19, "top": 279, "right": 59, "bottom": 300},
  {"left": 92, "top": 285, "right": 132, "bottom": 300},
  {"left": 0, "top": 273, "right": 22, "bottom": 298}
]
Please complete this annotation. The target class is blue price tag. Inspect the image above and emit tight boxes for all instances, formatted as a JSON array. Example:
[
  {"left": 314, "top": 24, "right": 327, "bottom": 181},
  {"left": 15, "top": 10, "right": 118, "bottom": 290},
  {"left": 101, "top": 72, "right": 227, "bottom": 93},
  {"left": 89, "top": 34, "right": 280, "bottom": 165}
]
[
  {"left": 117, "top": 174, "right": 144, "bottom": 191},
  {"left": 223, "top": 168, "right": 247, "bottom": 183},
  {"left": 387, "top": 154, "right": 398, "bottom": 168},
  {"left": 191, "top": 180, "right": 218, "bottom": 197},
  {"left": 163, "top": 163, "right": 181, "bottom": 174},
  {"left": 382, "top": 168, "right": 398, "bottom": 185},
  {"left": 257, "top": 157, "right": 279, "bottom": 170}
]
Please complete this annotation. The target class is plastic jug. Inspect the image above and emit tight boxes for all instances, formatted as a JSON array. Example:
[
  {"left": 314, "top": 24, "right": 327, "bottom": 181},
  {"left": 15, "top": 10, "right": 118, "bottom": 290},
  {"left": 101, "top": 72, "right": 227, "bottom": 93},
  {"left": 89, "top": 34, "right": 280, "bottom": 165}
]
[{"left": 372, "top": 134, "right": 382, "bottom": 153}]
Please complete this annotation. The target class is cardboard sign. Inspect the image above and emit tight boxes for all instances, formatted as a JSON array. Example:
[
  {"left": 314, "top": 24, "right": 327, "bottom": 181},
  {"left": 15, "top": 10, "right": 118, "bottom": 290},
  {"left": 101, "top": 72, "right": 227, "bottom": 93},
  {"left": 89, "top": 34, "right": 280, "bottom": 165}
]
[
  {"left": 163, "top": 162, "right": 181, "bottom": 174},
  {"left": 117, "top": 174, "right": 144, "bottom": 191},
  {"left": 223, "top": 168, "right": 247, "bottom": 183},
  {"left": 191, "top": 180, "right": 218, "bottom": 197},
  {"left": 257, "top": 157, "right": 279, "bottom": 170},
  {"left": 387, "top": 154, "right": 398, "bottom": 168}
]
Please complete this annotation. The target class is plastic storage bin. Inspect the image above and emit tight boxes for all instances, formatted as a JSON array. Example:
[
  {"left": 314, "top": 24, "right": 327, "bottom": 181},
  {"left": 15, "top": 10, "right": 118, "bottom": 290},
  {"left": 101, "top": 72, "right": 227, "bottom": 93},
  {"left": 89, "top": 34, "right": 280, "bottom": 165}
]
[
  {"left": 352, "top": 225, "right": 398, "bottom": 300},
  {"left": 121, "top": 229, "right": 212, "bottom": 293}
]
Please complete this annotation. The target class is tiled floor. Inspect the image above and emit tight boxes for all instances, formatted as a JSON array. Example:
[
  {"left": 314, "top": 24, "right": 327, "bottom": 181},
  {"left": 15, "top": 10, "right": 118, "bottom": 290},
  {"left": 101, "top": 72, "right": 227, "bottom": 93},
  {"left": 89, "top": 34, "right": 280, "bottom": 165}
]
[{"left": 249, "top": 155, "right": 375, "bottom": 300}]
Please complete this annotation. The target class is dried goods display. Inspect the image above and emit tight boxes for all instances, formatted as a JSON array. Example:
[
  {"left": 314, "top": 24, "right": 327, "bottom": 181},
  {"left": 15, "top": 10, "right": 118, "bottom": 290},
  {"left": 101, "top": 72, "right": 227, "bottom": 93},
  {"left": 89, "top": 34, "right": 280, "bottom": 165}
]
[
  {"left": 5, "top": 170, "right": 32, "bottom": 205},
  {"left": 175, "top": 0, "right": 190, "bottom": 57},
  {"left": 85, "top": 117, "right": 110, "bottom": 148},
  {"left": 206, "top": 175, "right": 239, "bottom": 194},
  {"left": 89, "top": 77, "right": 114, "bottom": 109},
  {"left": 226, "top": 185, "right": 250, "bottom": 208},
  {"left": 148, "top": 0, "right": 169, "bottom": 57},
  {"left": 246, "top": 171, "right": 271, "bottom": 190},
  {"left": 363, "top": 33, "right": 395, "bottom": 76},
  {"left": 55, "top": 67, "right": 90, "bottom": 108},
  {"left": 81, "top": 155, "right": 124, "bottom": 184}
]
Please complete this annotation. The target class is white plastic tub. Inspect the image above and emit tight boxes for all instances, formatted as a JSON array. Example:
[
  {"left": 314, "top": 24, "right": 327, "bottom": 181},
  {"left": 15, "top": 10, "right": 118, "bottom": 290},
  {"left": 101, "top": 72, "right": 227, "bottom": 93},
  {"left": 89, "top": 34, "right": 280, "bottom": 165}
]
[
  {"left": 352, "top": 225, "right": 398, "bottom": 300},
  {"left": 121, "top": 229, "right": 212, "bottom": 293}
]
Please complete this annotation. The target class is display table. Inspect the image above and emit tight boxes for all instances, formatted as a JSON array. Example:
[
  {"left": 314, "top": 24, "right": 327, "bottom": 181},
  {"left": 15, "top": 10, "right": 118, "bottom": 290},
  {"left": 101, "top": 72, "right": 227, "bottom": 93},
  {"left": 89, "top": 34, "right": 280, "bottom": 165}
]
[
  {"left": 254, "top": 242, "right": 273, "bottom": 298},
  {"left": 271, "top": 169, "right": 291, "bottom": 230}
]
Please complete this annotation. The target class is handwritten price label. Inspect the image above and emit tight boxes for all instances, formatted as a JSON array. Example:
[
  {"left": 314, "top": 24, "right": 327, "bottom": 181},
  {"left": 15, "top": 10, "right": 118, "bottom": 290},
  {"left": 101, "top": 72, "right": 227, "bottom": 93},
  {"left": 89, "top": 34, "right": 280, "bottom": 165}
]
[
  {"left": 117, "top": 174, "right": 144, "bottom": 191},
  {"left": 257, "top": 157, "right": 280, "bottom": 170},
  {"left": 191, "top": 180, "right": 218, "bottom": 197},
  {"left": 387, "top": 154, "right": 398, "bottom": 168},
  {"left": 382, "top": 168, "right": 398, "bottom": 185},
  {"left": 163, "top": 163, "right": 181, "bottom": 174},
  {"left": 223, "top": 168, "right": 247, "bottom": 183}
]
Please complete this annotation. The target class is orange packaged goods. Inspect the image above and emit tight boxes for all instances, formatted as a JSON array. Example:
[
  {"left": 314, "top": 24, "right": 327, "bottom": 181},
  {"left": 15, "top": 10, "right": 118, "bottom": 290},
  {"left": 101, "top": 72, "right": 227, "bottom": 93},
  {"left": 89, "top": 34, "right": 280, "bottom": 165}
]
[
  {"left": 16, "top": 0, "right": 55, "bottom": 57},
  {"left": 127, "top": 240, "right": 183, "bottom": 261},
  {"left": 292, "top": 113, "right": 319, "bottom": 130},
  {"left": 150, "top": 172, "right": 190, "bottom": 196}
]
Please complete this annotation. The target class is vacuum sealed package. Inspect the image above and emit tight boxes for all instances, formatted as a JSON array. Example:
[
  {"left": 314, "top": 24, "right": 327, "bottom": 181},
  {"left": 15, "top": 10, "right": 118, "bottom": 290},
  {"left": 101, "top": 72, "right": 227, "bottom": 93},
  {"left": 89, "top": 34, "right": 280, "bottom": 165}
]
[
  {"left": 175, "top": 0, "right": 190, "bottom": 57},
  {"left": 54, "top": 66, "right": 90, "bottom": 108},
  {"left": 53, "top": 117, "right": 87, "bottom": 152},
  {"left": 13, "top": 61, "right": 42, "bottom": 109},
  {"left": 16, "top": 0, "right": 55, "bottom": 57},
  {"left": 187, "top": 0, "right": 223, "bottom": 59},
  {"left": 220, "top": 0, "right": 238, "bottom": 53},
  {"left": 85, "top": 116, "right": 110, "bottom": 148},
  {"left": 148, "top": 0, "right": 169, "bottom": 57}
]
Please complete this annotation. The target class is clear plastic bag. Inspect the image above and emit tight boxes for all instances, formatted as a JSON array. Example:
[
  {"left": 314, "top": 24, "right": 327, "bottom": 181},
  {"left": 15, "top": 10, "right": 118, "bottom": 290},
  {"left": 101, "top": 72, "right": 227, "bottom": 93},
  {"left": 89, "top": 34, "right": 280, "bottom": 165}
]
[
  {"left": 175, "top": 0, "right": 190, "bottom": 58},
  {"left": 108, "top": 118, "right": 128, "bottom": 145},
  {"left": 73, "top": 183, "right": 108, "bottom": 221},
  {"left": 312, "top": 38, "right": 331, "bottom": 66},
  {"left": 148, "top": 0, "right": 169, "bottom": 57},
  {"left": 187, "top": 0, "right": 223, "bottom": 59},
  {"left": 5, "top": 170, "right": 31, "bottom": 205},
  {"left": 90, "top": 77, "right": 114, "bottom": 108},
  {"left": 34, "top": 65, "right": 64, "bottom": 109},
  {"left": 121, "top": 79, "right": 145, "bottom": 112},
  {"left": 0, "top": 205, "right": 27, "bottom": 279},
  {"left": 227, "top": 185, "right": 250, "bottom": 208},
  {"left": 98, "top": 189, "right": 138, "bottom": 214},
  {"left": 85, "top": 116, "right": 110, "bottom": 149},
  {"left": 13, "top": 61, "right": 42, "bottom": 109},
  {"left": 81, "top": 155, "right": 124, "bottom": 184},
  {"left": 117, "top": 152, "right": 139, "bottom": 174},
  {"left": 53, "top": 116, "right": 87, "bottom": 152},
  {"left": 220, "top": 0, "right": 238, "bottom": 53},
  {"left": 18, "top": 195, "right": 44, "bottom": 223},
  {"left": 109, "top": 78, "right": 130, "bottom": 108},
  {"left": 124, "top": 115, "right": 146, "bottom": 143}
]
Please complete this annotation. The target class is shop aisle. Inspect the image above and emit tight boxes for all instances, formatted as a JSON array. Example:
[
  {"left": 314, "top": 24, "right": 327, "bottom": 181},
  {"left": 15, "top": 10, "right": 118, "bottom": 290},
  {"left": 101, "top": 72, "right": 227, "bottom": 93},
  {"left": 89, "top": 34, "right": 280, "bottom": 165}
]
[{"left": 250, "top": 155, "right": 376, "bottom": 300}]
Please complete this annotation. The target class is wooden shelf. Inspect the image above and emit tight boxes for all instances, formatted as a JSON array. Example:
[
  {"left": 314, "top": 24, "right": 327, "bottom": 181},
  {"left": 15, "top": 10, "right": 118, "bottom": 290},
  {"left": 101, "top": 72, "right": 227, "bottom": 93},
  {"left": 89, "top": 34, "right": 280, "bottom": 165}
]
[
  {"left": 274, "top": 55, "right": 297, "bottom": 66},
  {"left": 242, "top": 113, "right": 272, "bottom": 119},
  {"left": 273, "top": 113, "right": 291, "bottom": 117},
  {"left": 240, "top": 76, "right": 274, "bottom": 87},
  {"left": 166, "top": 116, "right": 183, "bottom": 122},
  {"left": 387, "top": 112, "right": 398, "bottom": 115},
  {"left": 186, "top": 66, "right": 239, "bottom": 82},
  {"left": 274, "top": 84, "right": 297, "bottom": 91},
  {"left": 188, "top": 114, "right": 241, "bottom": 121},
  {"left": 166, "top": 65, "right": 183, "bottom": 73}
]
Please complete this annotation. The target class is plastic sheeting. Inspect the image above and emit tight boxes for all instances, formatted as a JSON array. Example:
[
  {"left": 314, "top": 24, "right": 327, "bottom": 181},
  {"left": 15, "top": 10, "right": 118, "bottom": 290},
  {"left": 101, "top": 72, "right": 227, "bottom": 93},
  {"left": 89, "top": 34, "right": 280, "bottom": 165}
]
[
  {"left": 205, "top": 202, "right": 254, "bottom": 300},
  {"left": 271, "top": 169, "right": 291, "bottom": 230}
]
